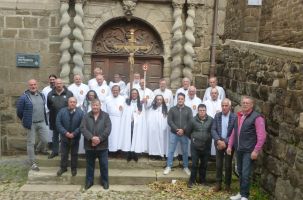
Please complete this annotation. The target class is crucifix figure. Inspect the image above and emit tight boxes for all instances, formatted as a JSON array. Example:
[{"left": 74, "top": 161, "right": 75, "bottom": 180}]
[{"left": 114, "top": 28, "right": 150, "bottom": 89}]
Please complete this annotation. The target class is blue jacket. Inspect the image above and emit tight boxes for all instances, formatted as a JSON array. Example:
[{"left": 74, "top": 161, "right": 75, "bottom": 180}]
[
  {"left": 211, "top": 111, "right": 236, "bottom": 145},
  {"left": 56, "top": 107, "right": 84, "bottom": 140},
  {"left": 16, "top": 90, "right": 48, "bottom": 129}
]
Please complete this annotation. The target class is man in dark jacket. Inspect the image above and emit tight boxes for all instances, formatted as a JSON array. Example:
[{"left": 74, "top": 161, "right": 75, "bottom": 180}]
[
  {"left": 47, "top": 78, "right": 73, "bottom": 159},
  {"left": 186, "top": 104, "right": 213, "bottom": 188},
  {"left": 211, "top": 98, "right": 236, "bottom": 192},
  {"left": 16, "top": 79, "right": 48, "bottom": 171},
  {"left": 163, "top": 93, "right": 193, "bottom": 176},
  {"left": 80, "top": 99, "right": 112, "bottom": 190},
  {"left": 56, "top": 97, "right": 84, "bottom": 176}
]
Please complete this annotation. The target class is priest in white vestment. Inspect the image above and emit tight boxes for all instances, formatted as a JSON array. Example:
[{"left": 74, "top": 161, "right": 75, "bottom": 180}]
[
  {"left": 203, "top": 87, "right": 222, "bottom": 155},
  {"left": 118, "top": 88, "right": 147, "bottom": 162},
  {"left": 122, "top": 72, "right": 141, "bottom": 98},
  {"left": 104, "top": 85, "right": 125, "bottom": 152},
  {"left": 68, "top": 74, "right": 89, "bottom": 108},
  {"left": 173, "top": 77, "right": 190, "bottom": 105},
  {"left": 147, "top": 95, "right": 169, "bottom": 157},
  {"left": 88, "top": 67, "right": 104, "bottom": 89},
  {"left": 153, "top": 79, "right": 174, "bottom": 109},
  {"left": 203, "top": 77, "right": 225, "bottom": 102},
  {"left": 138, "top": 79, "right": 154, "bottom": 105},
  {"left": 109, "top": 73, "right": 126, "bottom": 92},
  {"left": 91, "top": 74, "right": 110, "bottom": 104},
  {"left": 185, "top": 86, "right": 202, "bottom": 116}
]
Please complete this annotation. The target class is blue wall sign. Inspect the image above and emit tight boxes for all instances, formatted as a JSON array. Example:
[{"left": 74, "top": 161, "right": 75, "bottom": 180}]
[{"left": 16, "top": 54, "right": 40, "bottom": 68}]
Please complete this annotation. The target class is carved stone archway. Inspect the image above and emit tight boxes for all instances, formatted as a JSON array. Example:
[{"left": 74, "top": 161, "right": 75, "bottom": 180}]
[{"left": 91, "top": 17, "right": 164, "bottom": 90}]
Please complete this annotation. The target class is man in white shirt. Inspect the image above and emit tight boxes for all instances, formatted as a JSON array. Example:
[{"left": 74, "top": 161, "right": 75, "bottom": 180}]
[
  {"left": 154, "top": 79, "right": 174, "bottom": 109},
  {"left": 91, "top": 74, "right": 110, "bottom": 103},
  {"left": 68, "top": 74, "right": 89, "bottom": 108},
  {"left": 138, "top": 79, "right": 154, "bottom": 104},
  {"left": 104, "top": 85, "right": 125, "bottom": 152},
  {"left": 203, "top": 77, "right": 225, "bottom": 102},
  {"left": 174, "top": 77, "right": 190, "bottom": 105},
  {"left": 88, "top": 67, "right": 104, "bottom": 89},
  {"left": 185, "top": 86, "right": 202, "bottom": 116},
  {"left": 204, "top": 87, "right": 222, "bottom": 156},
  {"left": 109, "top": 73, "right": 126, "bottom": 92},
  {"left": 122, "top": 72, "right": 141, "bottom": 98}
]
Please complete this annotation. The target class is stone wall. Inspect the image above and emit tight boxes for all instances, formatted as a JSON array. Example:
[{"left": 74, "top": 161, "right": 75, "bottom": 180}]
[
  {"left": 0, "top": 0, "right": 61, "bottom": 154},
  {"left": 218, "top": 39, "right": 303, "bottom": 200}
]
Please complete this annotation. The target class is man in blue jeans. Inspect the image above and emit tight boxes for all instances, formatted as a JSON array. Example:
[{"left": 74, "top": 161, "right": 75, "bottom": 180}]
[
  {"left": 80, "top": 99, "right": 111, "bottom": 190},
  {"left": 163, "top": 93, "right": 193, "bottom": 176}
]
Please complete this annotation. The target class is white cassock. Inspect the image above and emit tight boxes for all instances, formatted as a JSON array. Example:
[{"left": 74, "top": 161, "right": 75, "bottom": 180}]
[
  {"left": 91, "top": 83, "right": 110, "bottom": 104},
  {"left": 204, "top": 98, "right": 222, "bottom": 155},
  {"left": 104, "top": 95, "right": 125, "bottom": 152},
  {"left": 203, "top": 86, "right": 226, "bottom": 102},
  {"left": 153, "top": 88, "right": 174, "bottom": 109},
  {"left": 122, "top": 82, "right": 140, "bottom": 98},
  {"left": 147, "top": 106, "right": 169, "bottom": 157},
  {"left": 88, "top": 78, "right": 107, "bottom": 90},
  {"left": 42, "top": 85, "right": 53, "bottom": 142},
  {"left": 109, "top": 80, "right": 126, "bottom": 92},
  {"left": 173, "top": 87, "right": 189, "bottom": 105},
  {"left": 138, "top": 87, "right": 154, "bottom": 104},
  {"left": 118, "top": 100, "right": 147, "bottom": 153},
  {"left": 68, "top": 83, "right": 89, "bottom": 108}
]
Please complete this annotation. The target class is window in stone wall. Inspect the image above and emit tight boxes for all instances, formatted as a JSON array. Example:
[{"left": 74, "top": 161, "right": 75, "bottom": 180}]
[{"left": 248, "top": 0, "right": 262, "bottom": 6}]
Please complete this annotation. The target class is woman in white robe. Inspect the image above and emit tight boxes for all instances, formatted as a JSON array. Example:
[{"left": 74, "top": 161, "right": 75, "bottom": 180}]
[
  {"left": 147, "top": 95, "right": 169, "bottom": 158},
  {"left": 118, "top": 88, "right": 147, "bottom": 161}
]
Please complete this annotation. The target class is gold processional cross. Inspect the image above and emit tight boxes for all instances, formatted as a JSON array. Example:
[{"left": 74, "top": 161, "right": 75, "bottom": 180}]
[{"left": 114, "top": 28, "right": 150, "bottom": 89}]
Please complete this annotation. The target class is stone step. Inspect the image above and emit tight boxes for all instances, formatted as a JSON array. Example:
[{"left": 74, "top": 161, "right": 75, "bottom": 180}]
[
  {"left": 35, "top": 155, "right": 216, "bottom": 170},
  {"left": 27, "top": 166, "right": 216, "bottom": 185}
]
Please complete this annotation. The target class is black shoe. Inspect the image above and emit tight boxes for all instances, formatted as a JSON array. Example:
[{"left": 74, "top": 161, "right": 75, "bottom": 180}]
[
  {"left": 48, "top": 153, "right": 58, "bottom": 159},
  {"left": 71, "top": 169, "right": 77, "bottom": 177},
  {"left": 85, "top": 182, "right": 93, "bottom": 190},
  {"left": 127, "top": 152, "right": 132, "bottom": 162},
  {"left": 57, "top": 168, "right": 67, "bottom": 176},
  {"left": 103, "top": 182, "right": 109, "bottom": 190},
  {"left": 133, "top": 153, "right": 138, "bottom": 162},
  {"left": 187, "top": 181, "right": 193, "bottom": 188}
]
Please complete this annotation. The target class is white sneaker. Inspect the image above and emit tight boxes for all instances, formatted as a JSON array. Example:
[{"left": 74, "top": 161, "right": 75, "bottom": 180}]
[
  {"left": 183, "top": 167, "right": 191, "bottom": 176},
  {"left": 163, "top": 167, "right": 171, "bottom": 175},
  {"left": 230, "top": 193, "right": 241, "bottom": 200},
  {"left": 31, "top": 163, "right": 40, "bottom": 171},
  {"left": 241, "top": 198, "right": 248, "bottom": 200}
]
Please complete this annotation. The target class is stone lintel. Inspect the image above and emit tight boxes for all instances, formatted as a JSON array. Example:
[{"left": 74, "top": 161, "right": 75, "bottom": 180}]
[
  {"left": 172, "top": 0, "right": 185, "bottom": 5},
  {"left": 187, "top": 0, "right": 205, "bottom": 5}
]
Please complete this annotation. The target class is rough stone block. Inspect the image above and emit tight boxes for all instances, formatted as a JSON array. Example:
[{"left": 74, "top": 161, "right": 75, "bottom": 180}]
[
  {"left": 49, "top": 43, "right": 60, "bottom": 53},
  {"left": 0, "top": 95, "right": 9, "bottom": 109},
  {"left": 39, "top": 16, "right": 49, "bottom": 28},
  {"left": 33, "top": 29, "right": 48, "bottom": 39},
  {"left": 275, "top": 178, "right": 295, "bottom": 200},
  {"left": 27, "top": 40, "right": 40, "bottom": 51},
  {"left": 0, "top": 112, "right": 15, "bottom": 123},
  {"left": 24, "top": 17, "right": 38, "bottom": 28},
  {"left": 194, "top": 76, "right": 208, "bottom": 89},
  {"left": 6, "top": 16, "right": 22, "bottom": 28},
  {"left": 19, "top": 29, "right": 32, "bottom": 39},
  {"left": 50, "top": 16, "right": 58, "bottom": 27},
  {"left": 2, "top": 29, "right": 18, "bottom": 38},
  {"left": 15, "top": 40, "right": 28, "bottom": 52},
  {"left": 0, "top": 16, "right": 4, "bottom": 27}
]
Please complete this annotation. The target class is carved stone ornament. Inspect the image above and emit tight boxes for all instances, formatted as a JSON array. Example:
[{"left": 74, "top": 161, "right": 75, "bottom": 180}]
[
  {"left": 122, "top": 0, "right": 137, "bottom": 21},
  {"left": 93, "top": 19, "right": 163, "bottom": 56}
]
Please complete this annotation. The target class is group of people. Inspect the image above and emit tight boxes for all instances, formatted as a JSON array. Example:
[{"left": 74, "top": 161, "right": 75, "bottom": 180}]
[{"left": 16, "top": 68, "right": 266, "bottom": 200}]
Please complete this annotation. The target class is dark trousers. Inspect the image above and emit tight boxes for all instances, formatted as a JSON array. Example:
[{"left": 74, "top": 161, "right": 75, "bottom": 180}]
[
  {"left": 189, "top": 145, "right": 210, "bottom": 184},
  {"left": 60, "top": 138, "right": 79, "bottom": 170},
  {"left": 215, "top": 148, "right": 233, "bottom": 186},
  {"left": 237, "top": 151, "right": 254, "bottom": 198},
  {"left": 85, "top": 149, "right": 109, "bottom": 185},
  {"left": 52, "top": 129, "right": 60, "bottom": 154}
]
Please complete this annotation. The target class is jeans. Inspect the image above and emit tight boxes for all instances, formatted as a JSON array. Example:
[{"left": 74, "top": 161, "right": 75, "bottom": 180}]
[
  {"left": 52, "top": 129, "right": 60, "bottom": 154},
  {"left": 237, "top": 151, "right": 254, "bottom": 198},
  {"left": 166, "top": 133, "right": 189, "bottom": 168},
  {"left": 215, "top": 148, "right": 233, "bottom": 186},
  {"left": 189, "top": 145, "right": 210, "bottom": 183},
  {"left": 27, "top": 122, "right": 48, "bottom": 164},
  {"left": 60, "top": 138, "right": 79, "bottom": 170},
  {"left": 85, "top": 149, "right": 109, "bottom": 185}
]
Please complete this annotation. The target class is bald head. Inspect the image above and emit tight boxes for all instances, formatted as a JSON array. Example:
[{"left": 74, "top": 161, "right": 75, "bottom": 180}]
[
  {"left": 96, "top": 75, "right": 104, "bottom": 85},
  {"left": 28, "top": 79, "right": 38, "bottom": 93},
  {"left": 94, "top": 68, "right": 102, "bottom": 77},
  {"left": 209, "top": 77, "right": 218, "bottom": 88},
  {"left": 188, "top": 86, "right": 196, "bottom": 99},
  {"left": 74, "top": 74, "right": 82, "bottom": 86},
  {"left": 68, "top": 97, "right": 77, "bottom": 110},
  {"left": 210, "top": 87, "right": 218, "bottom": 101},
  {"left": 55, "top": 78, "right": 64, "bottom": 92},
  {"left": 182, "top": 77, "right": 190, "bottom": 89}
]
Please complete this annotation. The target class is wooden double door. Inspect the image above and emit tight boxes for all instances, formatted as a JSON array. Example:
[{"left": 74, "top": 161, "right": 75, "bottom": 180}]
[{"left": 92, "top": 55, "right": 163, "bottom": 90}]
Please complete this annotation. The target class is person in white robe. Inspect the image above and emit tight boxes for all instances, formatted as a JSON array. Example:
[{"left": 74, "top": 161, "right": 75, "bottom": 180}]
[
  {"left": 79, "top": 90, "right": 99, "bottom": 154},
  {"left": 153, "top": 79, "right": 174, "bottom": 109},
  {"left": 173, "top": 77, "right": 191, "bottom": 105},
  {"left": 118, "top": 88, "right": 147, "bottom": 162},
  {"left": 109, "top": 73, "right": 126, "bottom": 92},
  {"left": 204, "top": 87, "right": 222, "bottom": 155},
  {"left": 104, "top": 85, "right": 125, "bottom": 152},
  {"left": 68, "top": 74, "right": 89, "bottom": 108},
  {"left": 91, "top": 74, "right": 110, "bottom": 104},
  {"left": 185, "top": 86, "right": 203, "bottom": 116},
  {"left": 88, "top": 67, "right": 103, "bottom": 89},
  {"left": 122, "top": 72, "right": 141, "bottom": 98},
  {"left": 203, "top": 77, "right": 225, "bottom": 102},
  {"left": 147, "top": 95, "right": 169, "bottom": 158},
  {"left": 137, "top": 79, "right": 154, "bottom": 105}
]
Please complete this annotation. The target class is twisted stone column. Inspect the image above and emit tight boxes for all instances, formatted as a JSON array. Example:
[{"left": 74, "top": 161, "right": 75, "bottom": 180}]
[
  {"left": 59, "top": 1, "right": 72, "bottom": 84},
  {"left": 170, "top": 2, "right": 184, "bottom": 89},
  {"left": 72, "top": 1, "right": 85, "bottom": 77},
  {"left": 183, "top": 4, "right": 196, "bottom": 81}
]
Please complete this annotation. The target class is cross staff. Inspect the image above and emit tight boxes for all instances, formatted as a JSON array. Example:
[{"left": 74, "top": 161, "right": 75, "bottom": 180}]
[{"left": 114, "top": 29, "right": 150, "bottom": 89}]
